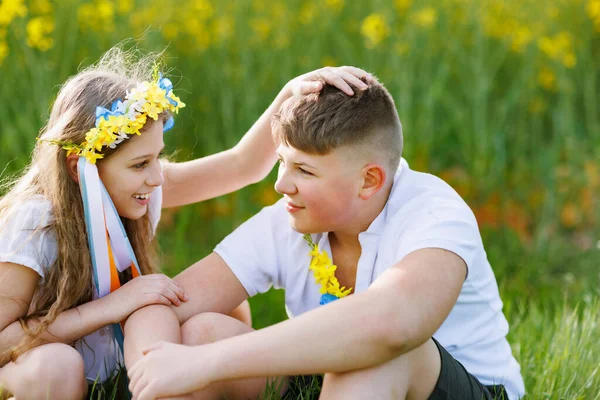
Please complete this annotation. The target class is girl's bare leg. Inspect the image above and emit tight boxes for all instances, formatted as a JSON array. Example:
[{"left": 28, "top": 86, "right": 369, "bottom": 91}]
[
  {"left": 124, "top": 304, "right": 269, "bottom": 400},
  {"left": 0, "top": 343, "right": 87, "bottom": 400},
  {"left": 124, "top": 304, "right": 194, "bottom": 400}
]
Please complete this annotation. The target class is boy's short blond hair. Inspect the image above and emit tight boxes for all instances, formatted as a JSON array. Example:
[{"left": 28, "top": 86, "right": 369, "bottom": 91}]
[{"left": 272, "top": 77, "right": 403, "bottom": 174}]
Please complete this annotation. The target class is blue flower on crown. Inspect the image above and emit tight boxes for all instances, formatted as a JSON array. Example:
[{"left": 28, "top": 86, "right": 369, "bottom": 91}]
[
  {"left": 157, "top": 74, "right": 179, "bottom": 132},
  {"left": 158, "top": 74, "right": 173, "bottom": 92},
  {"left": 95, "top": 100, "right": 126, "bottom": 127},
  {"left": 163, "top": 116, "right": 175, "bottom": 132},
  {"left": 158, "top": 74, "right": 179, "bottom": 107}
]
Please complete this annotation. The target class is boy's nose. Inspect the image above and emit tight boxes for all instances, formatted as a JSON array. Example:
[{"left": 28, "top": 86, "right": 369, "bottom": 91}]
[{"left": 274, "top": 170, "right": 297, "bottom": 195}]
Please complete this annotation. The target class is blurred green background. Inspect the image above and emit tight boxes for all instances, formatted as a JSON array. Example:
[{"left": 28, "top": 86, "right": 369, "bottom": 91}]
[{"left": 1, "top": 0, "right": 599, "bottom": 397}]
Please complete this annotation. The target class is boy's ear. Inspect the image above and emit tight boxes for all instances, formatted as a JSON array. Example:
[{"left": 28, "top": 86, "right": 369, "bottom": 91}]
[
  {"left": 66, "top": 155, "right": 80, "bottom": 183},
  {"left": 359, "top": 164, "right": 386, "bottom": 200}
]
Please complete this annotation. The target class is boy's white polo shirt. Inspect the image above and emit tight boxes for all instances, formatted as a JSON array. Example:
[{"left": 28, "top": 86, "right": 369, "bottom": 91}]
[{"left": 215, "top": 158, "right": 525, "bottom": 400}]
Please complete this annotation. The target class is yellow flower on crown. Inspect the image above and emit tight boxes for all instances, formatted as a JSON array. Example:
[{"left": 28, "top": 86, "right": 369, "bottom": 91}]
[{"left": 41, "top": 70, "right": 185, "bottom": 164}]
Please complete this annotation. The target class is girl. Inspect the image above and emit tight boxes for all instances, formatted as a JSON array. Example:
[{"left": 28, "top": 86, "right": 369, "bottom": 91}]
[{"left": 0, "top": 47, "right": 368, "bottom": 400}]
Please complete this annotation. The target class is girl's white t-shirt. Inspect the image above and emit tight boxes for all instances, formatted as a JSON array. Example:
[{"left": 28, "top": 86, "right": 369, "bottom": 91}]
[
  {"left": 0, "top": 186, "right": 162, "bottom": 382},
  {"left": 215, "top": 159, "right": 525, "bottom": 400}
]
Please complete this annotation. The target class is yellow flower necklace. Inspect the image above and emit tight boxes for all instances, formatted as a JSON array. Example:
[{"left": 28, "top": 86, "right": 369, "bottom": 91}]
[{"left": 303, "top": 234, "right": 352, "bottom": 305}]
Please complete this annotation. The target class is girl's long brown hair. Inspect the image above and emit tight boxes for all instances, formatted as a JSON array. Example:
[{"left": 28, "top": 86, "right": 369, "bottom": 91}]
[{"left": 0, "top": 47, "right": 165, "bottom": 360}]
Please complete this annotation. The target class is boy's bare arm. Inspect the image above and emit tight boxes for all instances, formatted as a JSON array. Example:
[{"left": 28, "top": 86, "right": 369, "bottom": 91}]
[
  {"left": 127, "top": 247, "right": 467, "bottom": 399},
  {"left": 169, "top": 252, "right": 249, "bottom": 324},
  {"left": 203, "top": 247, "right": 466, "bottom": 379}
]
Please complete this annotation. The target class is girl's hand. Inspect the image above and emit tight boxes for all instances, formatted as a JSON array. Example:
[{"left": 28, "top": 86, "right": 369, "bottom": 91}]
[
  {"left": 285, "top": 66, "right": 373, "bottom": 98},
  {"left": 128, "top": 341, "right": 211, "bottom": 400},
  {"left": 101, "top": 274, "right": 188, "bottom": 324}
]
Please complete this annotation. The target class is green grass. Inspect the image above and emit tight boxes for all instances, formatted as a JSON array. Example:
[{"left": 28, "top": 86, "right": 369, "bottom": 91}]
[{"left": 510, "top": 300, "right": 600, "bottom": 399}]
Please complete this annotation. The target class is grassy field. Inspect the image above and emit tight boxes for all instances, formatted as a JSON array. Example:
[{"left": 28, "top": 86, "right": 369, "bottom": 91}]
[{"left": 1, "top": 0, "right": 599, "bottom": 398}]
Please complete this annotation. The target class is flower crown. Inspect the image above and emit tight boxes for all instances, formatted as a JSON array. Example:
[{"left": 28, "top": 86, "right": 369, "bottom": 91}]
[{"left": 44, "top": 69, "right": 185, "bottom": 164}]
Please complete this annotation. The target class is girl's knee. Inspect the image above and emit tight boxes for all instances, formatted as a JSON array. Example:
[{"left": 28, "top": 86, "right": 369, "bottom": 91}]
[
  {"left": 181, "top": 312, "right": 253, "bottom": 346},
  {"left": 12, "top": 344, "right": 86, "bottom": 400}
]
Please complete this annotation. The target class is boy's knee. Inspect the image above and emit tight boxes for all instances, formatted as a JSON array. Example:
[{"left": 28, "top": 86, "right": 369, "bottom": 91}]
[
  {"left": 321, "top": 339, "right": 440, "bottom": 400},
  {"left": 181, "top": 312, "right": 253, "bottom": 346},
  {"left": 322, "top": 368, "right": 404, "bottom": 400},
  {"left": 18, "top": 344, "right": 86, "bottom": 400},
  {"left": 321, "top": 371, "right": 363, "bottom": 400}
]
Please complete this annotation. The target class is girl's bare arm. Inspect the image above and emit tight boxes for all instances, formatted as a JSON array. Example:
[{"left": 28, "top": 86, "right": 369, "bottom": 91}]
[
  {"left": 0, "top": 262, "right": 118, "bottom": 366},
  {"left": 160, "top": 66, "right": 370, "bottom": 208},
  {"left": 0, "top": 262, "right": 187, "bottom": 367}
]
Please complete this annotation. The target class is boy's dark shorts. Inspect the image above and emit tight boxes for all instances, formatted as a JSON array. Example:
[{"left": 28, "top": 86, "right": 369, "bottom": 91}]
[
  {"left": 284, "top": 338, "right": 509, "bottom": 400},
  {"left": 430, "top": 337, "right": 509, "bottom": 400}
]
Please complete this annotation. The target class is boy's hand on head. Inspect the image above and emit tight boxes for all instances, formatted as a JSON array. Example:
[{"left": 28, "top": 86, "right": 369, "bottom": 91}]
[{"left": 286, "top": 66, "right": 372, "bottom": 97}]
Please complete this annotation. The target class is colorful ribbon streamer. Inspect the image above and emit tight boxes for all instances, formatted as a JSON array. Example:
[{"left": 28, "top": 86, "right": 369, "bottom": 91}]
[{"left": 78, "top": 156, "right": 142, "bottom": 351}]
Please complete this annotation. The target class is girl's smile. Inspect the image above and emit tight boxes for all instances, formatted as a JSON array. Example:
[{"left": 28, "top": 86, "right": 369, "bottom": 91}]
[{"left": 132, "top": 192, "right": 152, "bottom": 205}]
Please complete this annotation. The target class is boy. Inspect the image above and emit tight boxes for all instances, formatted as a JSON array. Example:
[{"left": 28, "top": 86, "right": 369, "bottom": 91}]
[{"left": 126, "top": 76, "right": 525, "bottom": 400}]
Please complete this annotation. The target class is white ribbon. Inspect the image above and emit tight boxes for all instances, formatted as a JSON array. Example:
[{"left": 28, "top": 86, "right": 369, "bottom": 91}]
[{"left": 78, "top": 157, "right": 141, "bottom": 298}]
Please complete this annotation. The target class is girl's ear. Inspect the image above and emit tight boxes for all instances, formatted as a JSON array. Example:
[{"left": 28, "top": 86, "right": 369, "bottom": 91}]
[{"left": 66, "top": 155, "right": 80, "bottom": 183}]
